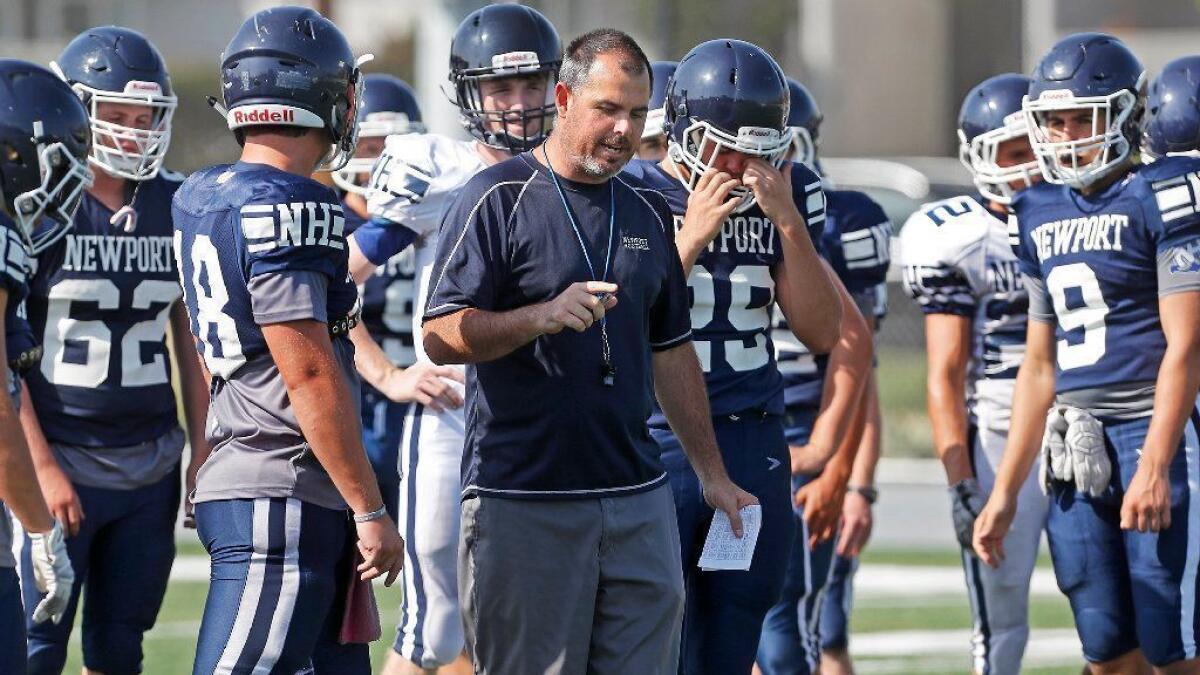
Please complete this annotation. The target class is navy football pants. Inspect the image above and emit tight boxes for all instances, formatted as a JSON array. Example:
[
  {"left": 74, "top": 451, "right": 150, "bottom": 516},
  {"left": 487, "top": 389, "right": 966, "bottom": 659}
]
[
  {"left": 191, "top": 497, "right": 369, "bottom": 675},
  {"left": 1047, "top": 411, "right": 1200, "bottom": 666},
  {"left": 758, "top": 407, "right": 837, "bottom": 675},
  {"left": 22, "top": 467, "right": 179, "bottom": 675},
  {"left": 654, "top": 413, "right": 794, "bottom": 675},
  {"left": 0, "top": 568, "right": 25, "bottom": 674}
]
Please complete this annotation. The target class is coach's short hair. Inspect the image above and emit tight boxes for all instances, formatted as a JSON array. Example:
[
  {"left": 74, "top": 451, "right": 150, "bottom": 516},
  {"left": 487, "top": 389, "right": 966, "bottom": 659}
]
[{"left": 559, "top": 29, "right": 652, "bottom": 91}]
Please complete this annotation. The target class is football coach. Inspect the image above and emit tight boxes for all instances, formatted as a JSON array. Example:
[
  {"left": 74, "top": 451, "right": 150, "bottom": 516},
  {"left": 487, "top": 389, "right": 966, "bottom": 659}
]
[{"left": 421, "top": 28, "right": 757, "bottom": 675}]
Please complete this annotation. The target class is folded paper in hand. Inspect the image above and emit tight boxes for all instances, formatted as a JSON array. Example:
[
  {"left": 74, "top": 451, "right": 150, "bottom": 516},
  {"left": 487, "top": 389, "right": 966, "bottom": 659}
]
[{"left": 698, "top": 504, "right": 762, "bottom": 572}]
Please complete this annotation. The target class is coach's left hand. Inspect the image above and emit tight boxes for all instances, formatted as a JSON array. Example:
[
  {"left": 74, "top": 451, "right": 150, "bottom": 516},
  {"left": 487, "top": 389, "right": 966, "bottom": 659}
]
[
  {"left": 1121, "top": 459, "right": 1172, "bottom": 533},
  {"left": 702, "top": 477, "right": 759, "bottom": 539},
  {"left": 795, "top": 473, "right": 846, "bottom": 547},
  {"left": 742, "top": 160, "right": 802, "bottom": 230}
]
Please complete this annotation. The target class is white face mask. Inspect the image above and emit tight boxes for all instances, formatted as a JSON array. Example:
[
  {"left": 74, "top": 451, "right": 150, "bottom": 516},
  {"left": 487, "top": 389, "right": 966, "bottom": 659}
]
[
  {"left": 668, "top": 121, "right": 794, "bottom": 213},
  {"left": 1023, "top": 86, "right": 1141, "bottom": 190}
]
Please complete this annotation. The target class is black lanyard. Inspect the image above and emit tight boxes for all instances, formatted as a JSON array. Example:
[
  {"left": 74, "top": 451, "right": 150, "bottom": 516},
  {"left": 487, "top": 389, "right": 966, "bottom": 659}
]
[{"left": 542, "top": 146, "right": 617, "bottom": 386}]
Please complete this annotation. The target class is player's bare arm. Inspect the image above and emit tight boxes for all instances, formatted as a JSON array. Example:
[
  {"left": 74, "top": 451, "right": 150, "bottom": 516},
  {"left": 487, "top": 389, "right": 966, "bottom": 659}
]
[
  {"left": 348, "top": 321, "right": 463, "bottom": 411},
  {"left": 789, "top": 265, "right": 872, "bottom": 475},
  {"left": 924, "top": 313, "right": 975, "bottom": 484},
  {"left": 1121, "top": 290, "right": 1200, "bottom": 533},
  {"left": 838, "top": 367, "right": 883, "bottom": 558},
  {"left": 974, "top": 319, "right": 1056, "bottom": 566},
  {"left": 751, "top": 160, "right": 842, "bottom": 354},
  {"left": 170, "top": 301, "right": 211, "bottom": 525},
  {"left": 423, "top": 281, "right": 619, "bottom": 365},
  {"left": 795, "top": 374, "right": 869, "bottom": 546},
  {"left": 17, "top": 385, "right": 83, "bottom": 537},
  {"left": 652, "top": 341, "right": 758, "bottom": 537},
  {"left": 262, "top": 318, "right": 403, "bottom": 585}
]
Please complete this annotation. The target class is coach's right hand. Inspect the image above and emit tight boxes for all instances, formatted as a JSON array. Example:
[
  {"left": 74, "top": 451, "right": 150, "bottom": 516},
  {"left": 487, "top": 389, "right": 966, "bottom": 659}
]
[
  {"left": 538, "top": 282, "right": 619, "bottom": 334},
  {"left": 356, "top": 514, "right": 404, "bottom": 586},
  {"left": 39, "top": 463, "right": 84, "bottom": 537}
]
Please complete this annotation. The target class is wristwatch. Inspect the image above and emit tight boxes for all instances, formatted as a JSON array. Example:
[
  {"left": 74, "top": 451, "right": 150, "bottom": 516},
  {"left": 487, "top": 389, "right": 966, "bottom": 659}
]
[{"left": 847, "top": 484, "right": 878, "bottom": 505}]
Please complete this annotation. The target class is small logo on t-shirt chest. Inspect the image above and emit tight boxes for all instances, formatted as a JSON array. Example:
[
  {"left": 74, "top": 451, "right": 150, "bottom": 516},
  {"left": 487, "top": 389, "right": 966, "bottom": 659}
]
[{"left": 621, "top": 235, "right": 650, "bottom": 251}]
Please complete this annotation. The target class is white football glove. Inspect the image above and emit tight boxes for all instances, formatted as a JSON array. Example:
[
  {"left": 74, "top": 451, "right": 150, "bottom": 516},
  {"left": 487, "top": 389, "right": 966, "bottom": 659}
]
[
  {"left": 27, "top": 520, "right": 74, "bottom": 624},
  {"left": 1064, "top": 408, "right": 1111, "bottom": 498},
  {"left": 1042, "top": 406, "right": 1071, "bottom": 489}
]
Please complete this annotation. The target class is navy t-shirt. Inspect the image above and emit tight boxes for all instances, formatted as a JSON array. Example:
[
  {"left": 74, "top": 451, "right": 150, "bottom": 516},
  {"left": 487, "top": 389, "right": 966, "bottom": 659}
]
[{"left": 424, "top": 152, "right": 692, "bottom": 499}]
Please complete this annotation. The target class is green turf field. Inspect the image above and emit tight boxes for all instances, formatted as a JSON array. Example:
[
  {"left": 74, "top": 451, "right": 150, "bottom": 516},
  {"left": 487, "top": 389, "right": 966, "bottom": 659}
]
[{"left": 54, "top": 544, "right": 1083, "bottom": 674}]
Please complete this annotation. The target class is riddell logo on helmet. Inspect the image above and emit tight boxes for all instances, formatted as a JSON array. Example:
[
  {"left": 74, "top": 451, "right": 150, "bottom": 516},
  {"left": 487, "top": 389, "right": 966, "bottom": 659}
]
[
  {"left": 1039, "top": 89, "right": 1074, "bottom": 101},
  {"left": 124, "top": 81, "right": 163, "bottom": 95},
  {"left": 233, "top": 107, "right": 295, "bottom": 124}
]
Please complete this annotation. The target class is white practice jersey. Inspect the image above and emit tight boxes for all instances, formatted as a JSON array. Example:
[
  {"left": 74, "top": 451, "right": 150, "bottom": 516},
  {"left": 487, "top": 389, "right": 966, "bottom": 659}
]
[
  {"left": 367, "top": 133, "right": 487, "bottom": 367},
  {"left": 900, "top": 195, "right": 1027, "bottom": 424}
]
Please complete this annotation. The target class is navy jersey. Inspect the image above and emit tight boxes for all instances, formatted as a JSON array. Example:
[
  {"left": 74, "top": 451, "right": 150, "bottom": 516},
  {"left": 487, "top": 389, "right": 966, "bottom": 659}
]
[
  {"left": 623, "top": 159, "right": 827, "bottom": 422},
  {"left": 343, "top": 198, "right": 417, "bottom": 366},
  {"left": 1010, "top": 157, "right": 1200, "bottom": 407},
  {"left": 1, "top": 212, "right": 35, "bottom": 372},
  {"left": 24, "top": 174, "right": 182, "bottom": 446},
  {"left": 775, "top": 189, "right": 891, "bottom": 410},
  {"left": 424, "top": 153, "right": 692, "bottom": 499},
  {"left": 173, "top": 162, "right": 359, "bottom": 509}
]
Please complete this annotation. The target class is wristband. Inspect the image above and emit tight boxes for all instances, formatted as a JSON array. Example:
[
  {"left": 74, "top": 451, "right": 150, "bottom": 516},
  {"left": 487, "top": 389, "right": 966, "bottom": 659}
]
[
  {"left": 847, "top": 484, "right": 878, "bottom": 505},
  {"left": 353, "top": 506, "right": 388, "bottom": 523}
]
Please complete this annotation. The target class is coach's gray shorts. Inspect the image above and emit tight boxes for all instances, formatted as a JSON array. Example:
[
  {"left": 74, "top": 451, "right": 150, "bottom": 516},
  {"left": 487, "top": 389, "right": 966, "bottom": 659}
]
[{"left": 459, "top": 483, "right": 685, "bottom": 675}]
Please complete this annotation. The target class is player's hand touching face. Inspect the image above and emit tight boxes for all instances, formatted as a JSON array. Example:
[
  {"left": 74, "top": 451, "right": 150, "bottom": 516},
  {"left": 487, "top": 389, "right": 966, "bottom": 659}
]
[
  {"left": 680, "top": 160, "right": 741, "bottom": 251},
  {"left": 742, "top": 158, "right": 803, "bottom": 229}
]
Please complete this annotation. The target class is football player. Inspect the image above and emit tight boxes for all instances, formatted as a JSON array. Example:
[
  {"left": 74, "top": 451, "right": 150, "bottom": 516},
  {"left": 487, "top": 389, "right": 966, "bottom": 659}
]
[
  {"left": 332, "top": 73, "right": 427, "bottom": 521},
  {"left": 15, "top": 27, "right": 210, "bottom": 675},
  {"left": 174, "top": 8, "right": 402, "bottom": 673},
  {"left": 1142, "top": 55, "right": 1200, "bottom": 161},
  {"left": 0, "top": 58, "right": 90, "bottom": 675},
  {"left": 623, "top": 40, "right": 845, "bottom": 674},
  {"left": 758, "top": 78, "right": 890, "bottom": 675},
  {"left": 346, "top": 6, "right": 561, "bottom": 674},
  {"left": 637, "top": 60, "right": 677, "bottom": 161},
  {"left": 901, "top": 73, "right": 1046, "bottom": 675},
  {"left": 974, "top": 33, "right": 1200, "bottom": 673}
]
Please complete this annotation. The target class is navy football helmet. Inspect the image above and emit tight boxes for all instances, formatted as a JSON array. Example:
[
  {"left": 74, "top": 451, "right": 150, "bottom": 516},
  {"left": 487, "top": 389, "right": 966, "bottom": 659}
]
[
  {"left": 333, "top": 73, "right": 424, "bottom": 194},
  {"left": 52, "top": 26, "right": 176, "bottom": 181},
  {"left": 449, "top": 4, "right": 560, "bottom": 153},
  {"left": 785, "top": 78, "right": 822, "bottom": 168},
  {"left": 1024, "top": 32, "right": 1145, "bottom": 188},
  {"left": 0, "top": 60, "right": 91, "bottom": 253},
  {"left": 958, "top": 73, "right": 1039, "bottom": 204},
  {"left": 664, "top": 39, "right": 792, "bottom": 212},
  {"left": 643, "top": 61, "right": 677, "bottom": 141},
  {"left": 219, "top": 6, "right": 364, "bottom": 171},
  {"left": 1142, "top": 55, "right": 1200, "bottom": 159}
]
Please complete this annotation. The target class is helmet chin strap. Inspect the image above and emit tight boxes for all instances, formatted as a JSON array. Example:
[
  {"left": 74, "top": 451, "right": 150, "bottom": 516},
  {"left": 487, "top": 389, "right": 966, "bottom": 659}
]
[{"left": 110, "top": 204, "right": 136, "bottom": 233}]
